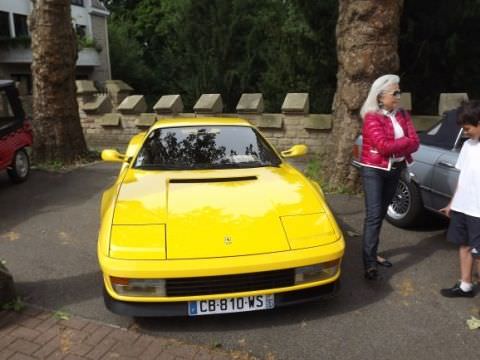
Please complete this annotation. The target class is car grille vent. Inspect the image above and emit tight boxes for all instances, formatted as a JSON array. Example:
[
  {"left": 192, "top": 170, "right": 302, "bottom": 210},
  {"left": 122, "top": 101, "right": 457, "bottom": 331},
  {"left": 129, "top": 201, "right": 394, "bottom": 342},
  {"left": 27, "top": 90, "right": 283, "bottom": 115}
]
[
  {"left": 170, "top": 176, "right": 257, "bottom": 183},
  {"left": 166, "top": 268, "right": 295, "bottom": 296}
]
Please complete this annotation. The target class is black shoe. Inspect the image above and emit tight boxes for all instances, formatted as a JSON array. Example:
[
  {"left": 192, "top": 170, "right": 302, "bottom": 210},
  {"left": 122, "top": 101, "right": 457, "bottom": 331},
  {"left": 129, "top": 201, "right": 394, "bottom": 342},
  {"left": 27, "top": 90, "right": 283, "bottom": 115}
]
[
  {"left": 376, "top": 258, "right": 393, "bottom": 268},
  {"left": 440, "top": 283, "right": 474, "bottom": 298},
  {"left": 364, "top": 267, "right": 378, "bottom": 280}
]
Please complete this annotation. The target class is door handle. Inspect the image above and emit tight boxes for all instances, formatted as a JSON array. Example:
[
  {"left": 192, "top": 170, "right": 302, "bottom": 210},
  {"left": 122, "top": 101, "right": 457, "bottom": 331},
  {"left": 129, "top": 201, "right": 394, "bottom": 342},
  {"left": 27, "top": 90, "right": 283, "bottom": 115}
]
[{"left": 438, "top": 161, "right": 455, "bottom": 168}]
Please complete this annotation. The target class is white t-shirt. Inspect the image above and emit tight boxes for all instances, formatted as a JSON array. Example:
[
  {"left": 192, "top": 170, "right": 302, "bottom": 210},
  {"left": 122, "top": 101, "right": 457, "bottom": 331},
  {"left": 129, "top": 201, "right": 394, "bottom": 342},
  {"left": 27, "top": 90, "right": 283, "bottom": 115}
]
[{"left": 450, "top": 138, "right": 480, "bottom": 218}]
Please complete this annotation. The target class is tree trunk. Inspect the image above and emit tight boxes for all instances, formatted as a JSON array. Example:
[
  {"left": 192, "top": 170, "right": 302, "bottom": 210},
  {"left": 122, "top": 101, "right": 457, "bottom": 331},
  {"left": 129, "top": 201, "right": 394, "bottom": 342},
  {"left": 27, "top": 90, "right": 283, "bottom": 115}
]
[
  {"left": 325, "top": 0, "right": 404, "bottom": 190},
  {"left": 30, "top": 0, "right": 87, "bottom": 164}
]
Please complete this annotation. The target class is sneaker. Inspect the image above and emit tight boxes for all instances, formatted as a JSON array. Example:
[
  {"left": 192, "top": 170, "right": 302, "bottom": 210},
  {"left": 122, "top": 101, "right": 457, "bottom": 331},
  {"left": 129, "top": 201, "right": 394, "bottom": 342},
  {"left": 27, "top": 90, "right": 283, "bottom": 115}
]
[
  {"left": 471, "top": 247, "right": 480, "bottom": 260},
  {"left": 440, "top": 283, "right": 474, "bottom": 298}
]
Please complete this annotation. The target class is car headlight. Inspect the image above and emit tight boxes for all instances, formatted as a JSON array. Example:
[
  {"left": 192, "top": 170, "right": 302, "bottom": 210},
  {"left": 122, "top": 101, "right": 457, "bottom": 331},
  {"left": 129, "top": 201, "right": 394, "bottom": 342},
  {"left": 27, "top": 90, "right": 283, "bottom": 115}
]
[
  {"left": 294, "top": 260, "right": 339, "bottom": 284},
  {"left": 110, "top": 277, "right": 166, "bottom": 297}
]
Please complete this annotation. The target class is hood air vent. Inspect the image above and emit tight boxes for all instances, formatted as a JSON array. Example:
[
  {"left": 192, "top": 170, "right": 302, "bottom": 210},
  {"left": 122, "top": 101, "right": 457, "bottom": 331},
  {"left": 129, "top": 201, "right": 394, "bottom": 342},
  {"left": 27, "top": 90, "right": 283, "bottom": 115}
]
[{"left": 170, "top": 176, "right": 257, "bottom": 184}]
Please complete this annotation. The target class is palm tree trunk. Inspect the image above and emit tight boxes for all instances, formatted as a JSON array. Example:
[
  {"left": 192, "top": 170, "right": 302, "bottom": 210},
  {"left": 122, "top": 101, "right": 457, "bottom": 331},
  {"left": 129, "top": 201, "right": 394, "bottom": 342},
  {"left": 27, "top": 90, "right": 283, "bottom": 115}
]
[{"left": 30, "top": 0, "right": 87, "bottom": 164}]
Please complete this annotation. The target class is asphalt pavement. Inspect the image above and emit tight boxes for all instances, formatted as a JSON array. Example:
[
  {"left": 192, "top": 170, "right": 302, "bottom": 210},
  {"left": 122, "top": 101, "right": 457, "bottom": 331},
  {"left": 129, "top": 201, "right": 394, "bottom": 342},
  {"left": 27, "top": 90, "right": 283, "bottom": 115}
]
[{"left": 1, "top": 162, "right": 479, "bottom": 360}]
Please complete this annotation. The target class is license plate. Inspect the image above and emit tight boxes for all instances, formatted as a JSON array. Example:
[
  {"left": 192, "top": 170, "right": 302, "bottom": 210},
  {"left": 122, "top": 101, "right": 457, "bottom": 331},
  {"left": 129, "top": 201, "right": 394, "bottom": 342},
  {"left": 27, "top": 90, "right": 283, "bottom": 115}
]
[{"left": 188, "top": 294, "right": 274, "bottom": 316}]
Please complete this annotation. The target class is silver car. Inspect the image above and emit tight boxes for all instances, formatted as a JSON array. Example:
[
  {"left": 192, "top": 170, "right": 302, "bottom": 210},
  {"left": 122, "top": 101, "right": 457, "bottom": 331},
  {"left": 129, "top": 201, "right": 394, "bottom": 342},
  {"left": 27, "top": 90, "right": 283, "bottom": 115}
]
[{"left": 352, "top": 109, "right": 465, "bottom": 228}]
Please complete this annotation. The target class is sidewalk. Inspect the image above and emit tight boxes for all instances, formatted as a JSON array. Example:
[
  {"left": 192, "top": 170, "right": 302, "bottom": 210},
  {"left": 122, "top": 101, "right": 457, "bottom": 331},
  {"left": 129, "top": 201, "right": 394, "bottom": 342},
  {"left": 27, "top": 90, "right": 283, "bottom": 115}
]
[{"left": 0, "top": 307, "right": 255, "bottom": 360}]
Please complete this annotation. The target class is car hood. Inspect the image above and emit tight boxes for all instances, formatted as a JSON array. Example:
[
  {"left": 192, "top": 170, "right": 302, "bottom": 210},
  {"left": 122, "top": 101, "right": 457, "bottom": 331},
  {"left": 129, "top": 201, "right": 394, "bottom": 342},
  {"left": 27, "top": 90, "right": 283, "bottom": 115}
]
[{"left": 111, "top": 166, "right": 336, "bottom": 259}]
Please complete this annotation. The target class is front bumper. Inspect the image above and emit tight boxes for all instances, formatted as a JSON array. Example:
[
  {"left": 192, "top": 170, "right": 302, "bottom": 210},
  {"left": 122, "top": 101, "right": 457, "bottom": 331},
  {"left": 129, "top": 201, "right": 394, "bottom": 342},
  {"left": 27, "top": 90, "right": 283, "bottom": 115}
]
[{"left": 103, "top": 279, "right": 340, "bottom": 317}]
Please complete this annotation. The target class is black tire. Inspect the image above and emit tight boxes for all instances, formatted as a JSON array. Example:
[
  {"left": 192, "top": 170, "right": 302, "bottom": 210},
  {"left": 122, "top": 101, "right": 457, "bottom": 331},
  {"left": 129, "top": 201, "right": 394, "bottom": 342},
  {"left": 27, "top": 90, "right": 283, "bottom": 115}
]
[
  {"left": 386, "top": 178, "right": 424, "bottom": 228},
  {"left": 7, "top": 148, "right": 30, "bottom": 183}
]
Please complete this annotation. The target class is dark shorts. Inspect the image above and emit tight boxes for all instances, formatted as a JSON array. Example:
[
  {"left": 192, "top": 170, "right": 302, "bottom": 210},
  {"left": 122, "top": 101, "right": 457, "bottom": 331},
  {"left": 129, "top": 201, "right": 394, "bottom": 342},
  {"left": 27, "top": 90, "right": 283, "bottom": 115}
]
[{"left": 447, "top": 210, "right": 480, "bottom": 248}]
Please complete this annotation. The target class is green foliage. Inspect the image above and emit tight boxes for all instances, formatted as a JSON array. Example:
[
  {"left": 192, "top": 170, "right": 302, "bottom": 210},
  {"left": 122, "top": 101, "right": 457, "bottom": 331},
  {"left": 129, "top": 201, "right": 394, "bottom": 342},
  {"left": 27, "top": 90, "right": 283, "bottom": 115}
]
[
  {"left": 106, "top": 0, "right": 338, "bottom": 112},
  {"left": 53, "top": 310, "right": 71, "bottom": 320},
  {"left": 2, "top": 297, "right": 25, "bottom": 312},
  {"left": 77, "top": 36, "right": 102, "bottom": 52}
]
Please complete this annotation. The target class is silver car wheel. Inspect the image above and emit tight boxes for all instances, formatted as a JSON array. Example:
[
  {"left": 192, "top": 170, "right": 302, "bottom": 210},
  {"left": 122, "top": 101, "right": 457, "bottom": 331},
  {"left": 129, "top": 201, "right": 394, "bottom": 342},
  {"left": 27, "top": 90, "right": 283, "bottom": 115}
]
[
  {"left": 15, "top": 150, "right": 29, "bottom": 178},
  {"left": 387, "top": 180, "right": 411, "bottom": 220}
]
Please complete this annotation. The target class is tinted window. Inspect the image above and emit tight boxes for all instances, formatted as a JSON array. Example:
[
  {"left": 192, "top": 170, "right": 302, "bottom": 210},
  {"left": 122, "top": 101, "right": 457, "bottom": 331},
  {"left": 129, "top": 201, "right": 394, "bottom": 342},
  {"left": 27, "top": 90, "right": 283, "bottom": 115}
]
[
  {"left": 0, "top": 89, "right": 13, "bottom": 118},
  {"left": 0, "top": 11, "right": 10, "bottom": 38},
  {"left": 134, "top": 126, "right": 281, "bottom": 170},
  {"left": 13, "top": 14, "right": 28, "bottom": 37}
]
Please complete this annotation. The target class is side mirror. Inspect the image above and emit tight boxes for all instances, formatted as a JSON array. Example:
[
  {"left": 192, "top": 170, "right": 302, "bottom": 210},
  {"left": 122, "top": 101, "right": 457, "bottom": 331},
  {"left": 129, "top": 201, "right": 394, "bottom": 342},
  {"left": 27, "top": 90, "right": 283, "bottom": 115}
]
[
  {"left": 101, "top": 149, "right": 129, "bottom": 163},
  {"left": 281, "top": 144, "right": 308, "bottom": 158}
]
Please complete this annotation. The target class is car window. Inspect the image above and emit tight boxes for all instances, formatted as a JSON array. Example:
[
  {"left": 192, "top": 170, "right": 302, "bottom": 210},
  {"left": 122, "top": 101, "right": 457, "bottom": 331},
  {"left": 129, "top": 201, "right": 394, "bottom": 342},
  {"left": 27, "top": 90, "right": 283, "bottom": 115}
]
[
  {"left": 0, "top": 90, "right": 14, "bottom": 118},
  {"left": 134, "top": 125, "right": 281, "bottom": 170}
]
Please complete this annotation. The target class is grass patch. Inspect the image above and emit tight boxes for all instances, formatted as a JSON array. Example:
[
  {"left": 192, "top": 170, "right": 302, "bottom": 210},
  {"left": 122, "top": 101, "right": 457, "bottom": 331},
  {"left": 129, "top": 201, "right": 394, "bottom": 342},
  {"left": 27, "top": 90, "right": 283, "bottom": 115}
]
[
  {"left": 32, "top": 150, "right": 101, "bottom": 172},
  {"left": 303, "top": 158, "right": 359, "bottom": 195}
]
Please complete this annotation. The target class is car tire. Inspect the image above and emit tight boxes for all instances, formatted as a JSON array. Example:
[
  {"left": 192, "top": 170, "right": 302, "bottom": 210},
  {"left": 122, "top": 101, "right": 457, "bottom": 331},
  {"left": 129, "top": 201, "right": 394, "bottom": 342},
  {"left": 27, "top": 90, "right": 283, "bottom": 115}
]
[
  {"left": 386, "top": 178, "right": 423, "bottom": 228},
  {"left": 7, "top": 148, "right": 30, "bottom": 183}
]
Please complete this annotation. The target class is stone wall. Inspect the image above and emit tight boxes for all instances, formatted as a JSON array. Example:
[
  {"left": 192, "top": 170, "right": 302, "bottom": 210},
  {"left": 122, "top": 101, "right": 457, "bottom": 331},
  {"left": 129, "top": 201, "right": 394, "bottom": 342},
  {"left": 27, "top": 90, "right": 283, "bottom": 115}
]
[{"left": 75, "top": 80, "right": 468, "bottom": 164}]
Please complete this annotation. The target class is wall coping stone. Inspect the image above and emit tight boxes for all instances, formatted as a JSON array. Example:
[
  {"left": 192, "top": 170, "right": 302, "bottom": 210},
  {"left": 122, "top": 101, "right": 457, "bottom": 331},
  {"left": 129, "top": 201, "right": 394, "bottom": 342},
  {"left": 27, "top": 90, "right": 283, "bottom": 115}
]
[
  {"left": 411, "top": 115, "right": 441, "bottom": 131},
  {"left": 438, "top": 93, "right": 468, "bottom": 115},
  {"left": 236, "top": 93, "right": 264, "bottom": 114},
  {"left": 76, "top": 80, "right": 97, "bottom": 94},
  {"left": 135, "top": 113, "right": 157, "bottom": 127},
  {"left": 400, "top": 92, "right": 412, "bottom": 111},
  {"left": 81, "top": 94, "right": 111, "bottom": 114},
  {"left": 97, "top": 113, "right": 121, "bottom": 127},
  {"left": 256, "top": 114, "right": 283, "bottom": 129},
  {"left": 117, "top": 95, "right": 148, "bottom": 114},
  {"left": 154, "top": 95, "right": 184, "bottom": 114},
  {"left": 282, "top": 93, "right": 309, "bottom": 114},
  {"left": 194, "top": 94, "right": 223, "bottom": 113},
  {"left": 105, "top": 80, "right": 133, "bottom": 94},
  {"left": 303, "top": 114, "right": 332, "bottom": 130}
]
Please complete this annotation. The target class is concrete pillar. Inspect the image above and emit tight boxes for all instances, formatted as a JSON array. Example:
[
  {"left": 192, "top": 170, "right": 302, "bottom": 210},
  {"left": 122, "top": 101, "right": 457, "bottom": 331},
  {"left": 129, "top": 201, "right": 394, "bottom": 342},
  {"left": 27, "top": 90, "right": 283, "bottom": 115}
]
[{"left": 438, "top": 93, "right": 469, "bottom": 115}]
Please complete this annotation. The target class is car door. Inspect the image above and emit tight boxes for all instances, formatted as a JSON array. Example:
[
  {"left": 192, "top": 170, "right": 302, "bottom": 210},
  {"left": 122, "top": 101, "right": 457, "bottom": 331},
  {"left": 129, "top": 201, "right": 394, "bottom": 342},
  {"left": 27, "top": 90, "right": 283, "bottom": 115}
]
[{"left": 429, "top": 129, "right": 464, "bottom": 211}]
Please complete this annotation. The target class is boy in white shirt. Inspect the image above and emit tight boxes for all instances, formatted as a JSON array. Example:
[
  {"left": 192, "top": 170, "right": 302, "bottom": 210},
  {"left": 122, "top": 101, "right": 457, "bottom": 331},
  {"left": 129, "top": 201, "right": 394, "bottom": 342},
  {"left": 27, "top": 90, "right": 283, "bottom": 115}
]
[{"left": 440, "top": 100, "right": 480, "bottom": 298}]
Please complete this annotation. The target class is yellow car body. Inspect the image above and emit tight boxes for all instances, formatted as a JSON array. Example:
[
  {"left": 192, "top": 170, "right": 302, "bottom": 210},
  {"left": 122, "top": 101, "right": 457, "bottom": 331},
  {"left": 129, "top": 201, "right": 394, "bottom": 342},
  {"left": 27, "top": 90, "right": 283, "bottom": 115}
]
[{"left": 98, "top": 117, "right": 345, "bottom": 316}]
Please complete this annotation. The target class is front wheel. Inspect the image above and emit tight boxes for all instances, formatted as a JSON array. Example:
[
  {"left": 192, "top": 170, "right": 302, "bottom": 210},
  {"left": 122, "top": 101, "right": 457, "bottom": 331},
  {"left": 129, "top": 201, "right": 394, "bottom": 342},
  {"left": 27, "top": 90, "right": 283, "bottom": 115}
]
[
  {"left": 7, "top": 148, "right": 30, "bottom": 183},
  {"left": 386, "top": 178, "right": 423, "bottom": 228}
]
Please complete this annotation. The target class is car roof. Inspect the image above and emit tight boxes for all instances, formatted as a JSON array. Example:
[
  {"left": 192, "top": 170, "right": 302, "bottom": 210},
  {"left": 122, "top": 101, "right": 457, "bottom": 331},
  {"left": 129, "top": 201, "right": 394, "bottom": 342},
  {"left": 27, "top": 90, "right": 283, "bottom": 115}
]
[
  {"left": 150, "top": 117, "right": 252, "bottom": 130},
  {"left": 0, "top": 80, "right": 14, "bottom": 88}
]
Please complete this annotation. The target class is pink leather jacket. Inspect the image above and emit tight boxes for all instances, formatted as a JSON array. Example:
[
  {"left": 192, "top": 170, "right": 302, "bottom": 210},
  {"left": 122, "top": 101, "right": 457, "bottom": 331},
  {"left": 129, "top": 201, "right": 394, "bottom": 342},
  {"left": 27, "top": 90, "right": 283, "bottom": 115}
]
[{"left": 360, "top": 109, "right": 419, "bottom": 170}]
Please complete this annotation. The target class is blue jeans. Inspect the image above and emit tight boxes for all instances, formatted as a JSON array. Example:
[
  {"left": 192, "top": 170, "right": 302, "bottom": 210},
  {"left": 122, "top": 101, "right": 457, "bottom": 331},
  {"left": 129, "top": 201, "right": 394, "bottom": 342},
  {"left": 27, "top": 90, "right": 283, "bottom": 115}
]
[{"left": 361, "top": 165, "right": 403, "bottom": 270}]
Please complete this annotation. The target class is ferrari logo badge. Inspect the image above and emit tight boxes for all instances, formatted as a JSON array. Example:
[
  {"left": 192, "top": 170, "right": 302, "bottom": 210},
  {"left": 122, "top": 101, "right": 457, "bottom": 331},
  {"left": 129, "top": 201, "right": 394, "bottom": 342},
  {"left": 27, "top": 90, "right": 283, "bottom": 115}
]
[{"left": 224, "top": 236, "right": 232, "bottom": 245}]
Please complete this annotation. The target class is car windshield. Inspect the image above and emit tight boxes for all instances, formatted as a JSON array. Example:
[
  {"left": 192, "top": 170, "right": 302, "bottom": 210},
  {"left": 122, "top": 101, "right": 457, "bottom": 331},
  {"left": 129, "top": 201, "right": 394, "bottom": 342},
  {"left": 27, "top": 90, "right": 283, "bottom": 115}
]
[{"left": 134, "top": 125, "right": 281, "bottom": 170}]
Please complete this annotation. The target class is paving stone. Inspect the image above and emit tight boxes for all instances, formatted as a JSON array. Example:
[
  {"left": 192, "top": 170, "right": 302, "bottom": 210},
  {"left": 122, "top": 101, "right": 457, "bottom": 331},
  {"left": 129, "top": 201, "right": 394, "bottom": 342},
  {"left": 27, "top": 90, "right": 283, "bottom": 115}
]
[{"left": 8, "top": 339, "right": 41, "bottom": 355}]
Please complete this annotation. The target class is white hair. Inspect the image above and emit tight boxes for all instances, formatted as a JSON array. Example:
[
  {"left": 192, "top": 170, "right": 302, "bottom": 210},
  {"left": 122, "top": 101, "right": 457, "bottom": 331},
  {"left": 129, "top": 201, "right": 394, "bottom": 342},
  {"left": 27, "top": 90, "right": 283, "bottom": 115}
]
[{"left": 360, "top": 74, "right": 400, "bottom": 119}]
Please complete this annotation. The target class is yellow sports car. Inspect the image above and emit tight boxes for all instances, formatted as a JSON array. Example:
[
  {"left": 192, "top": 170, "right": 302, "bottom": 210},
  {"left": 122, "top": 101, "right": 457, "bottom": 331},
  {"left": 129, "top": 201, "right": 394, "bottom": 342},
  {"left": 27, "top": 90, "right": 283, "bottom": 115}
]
[{"left": 98, "top": 117, "right": 345, "bottom": 316}]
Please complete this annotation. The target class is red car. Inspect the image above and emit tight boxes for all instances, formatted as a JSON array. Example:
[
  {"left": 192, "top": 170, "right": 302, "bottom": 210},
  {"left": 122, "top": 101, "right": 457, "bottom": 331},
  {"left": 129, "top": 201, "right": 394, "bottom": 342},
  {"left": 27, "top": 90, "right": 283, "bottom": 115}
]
[{"left": 0, "top": 80, "right": 33, "bottom": 183}]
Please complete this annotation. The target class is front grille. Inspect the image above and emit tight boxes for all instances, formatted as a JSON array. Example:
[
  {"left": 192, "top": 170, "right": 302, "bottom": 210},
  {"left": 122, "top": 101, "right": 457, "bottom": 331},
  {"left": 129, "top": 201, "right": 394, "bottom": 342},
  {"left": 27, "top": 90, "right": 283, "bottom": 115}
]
[{"left": 166, "top": 268, "right": 295, "bottom": 296}]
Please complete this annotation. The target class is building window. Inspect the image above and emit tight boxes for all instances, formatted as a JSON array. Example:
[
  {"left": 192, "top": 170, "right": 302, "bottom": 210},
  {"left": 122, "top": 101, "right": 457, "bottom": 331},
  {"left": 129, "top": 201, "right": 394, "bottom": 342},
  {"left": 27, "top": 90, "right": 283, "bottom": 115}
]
[
  {"left": 14, "top": 14, "right": 29, "bottom": 37},
  {"left": 75, "top": 24, "right": 87, "bottom": 38},
  {"left": 0, "top": 11, "right": 11, "bottom": 38},
  {"left": 71, "top": 0, "right": 84, "bottom": 6}
]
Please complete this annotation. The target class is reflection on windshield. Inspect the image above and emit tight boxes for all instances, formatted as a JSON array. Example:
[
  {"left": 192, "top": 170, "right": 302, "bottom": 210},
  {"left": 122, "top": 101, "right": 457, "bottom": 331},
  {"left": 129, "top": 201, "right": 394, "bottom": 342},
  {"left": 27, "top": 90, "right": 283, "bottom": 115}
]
[{"left": 134, "top": 125, "right": 281, "bottom": 170}]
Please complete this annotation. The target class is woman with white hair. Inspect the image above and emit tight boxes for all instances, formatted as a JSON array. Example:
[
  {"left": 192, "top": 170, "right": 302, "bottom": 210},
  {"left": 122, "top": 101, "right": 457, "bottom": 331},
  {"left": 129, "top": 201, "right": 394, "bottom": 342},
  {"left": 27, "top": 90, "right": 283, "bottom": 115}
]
[{"left": 359, "top": 74, "right": 419, "bottom": 280}]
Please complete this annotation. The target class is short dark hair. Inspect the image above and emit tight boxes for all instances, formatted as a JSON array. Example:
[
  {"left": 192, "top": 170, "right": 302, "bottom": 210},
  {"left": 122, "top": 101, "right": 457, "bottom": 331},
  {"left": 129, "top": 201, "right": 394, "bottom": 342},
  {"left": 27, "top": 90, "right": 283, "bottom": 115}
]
[{"left": 457, "top": 100, "right": 480, "bottom": 126}]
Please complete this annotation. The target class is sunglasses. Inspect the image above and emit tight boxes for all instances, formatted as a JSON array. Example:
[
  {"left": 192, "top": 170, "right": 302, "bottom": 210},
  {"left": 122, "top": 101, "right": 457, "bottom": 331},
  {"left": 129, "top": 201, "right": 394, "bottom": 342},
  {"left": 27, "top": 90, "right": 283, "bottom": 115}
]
[{"left": 388, "top": 90, "right": 401, "bottom": 97}]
